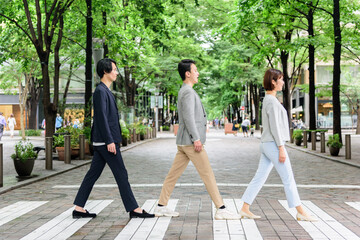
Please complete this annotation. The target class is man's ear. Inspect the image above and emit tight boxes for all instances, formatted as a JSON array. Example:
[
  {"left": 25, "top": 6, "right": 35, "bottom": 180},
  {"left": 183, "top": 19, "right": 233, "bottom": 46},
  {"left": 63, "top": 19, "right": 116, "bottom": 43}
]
[{"left": 185, "top": 71, "right": 190, "bottom": 78}]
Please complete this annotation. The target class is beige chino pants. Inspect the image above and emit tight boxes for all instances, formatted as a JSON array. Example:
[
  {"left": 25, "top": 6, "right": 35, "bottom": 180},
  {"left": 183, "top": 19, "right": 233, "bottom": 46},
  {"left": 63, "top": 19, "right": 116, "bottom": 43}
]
[{"left": 158, "top": 145, "right": 224, "bottom": 208}]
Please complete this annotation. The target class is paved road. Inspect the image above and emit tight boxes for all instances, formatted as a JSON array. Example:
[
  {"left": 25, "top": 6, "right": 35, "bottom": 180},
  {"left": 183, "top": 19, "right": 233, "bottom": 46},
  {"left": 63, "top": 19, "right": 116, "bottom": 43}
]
[{"left": 0, "top": 130, "right": 359, "bottom": 239}]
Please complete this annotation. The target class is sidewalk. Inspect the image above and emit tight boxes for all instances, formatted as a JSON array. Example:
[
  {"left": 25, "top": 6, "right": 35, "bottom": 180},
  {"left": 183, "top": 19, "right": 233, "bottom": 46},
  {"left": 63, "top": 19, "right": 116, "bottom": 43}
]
[{"left": 0, "top": 135, "right": 155, "bottom": 195}]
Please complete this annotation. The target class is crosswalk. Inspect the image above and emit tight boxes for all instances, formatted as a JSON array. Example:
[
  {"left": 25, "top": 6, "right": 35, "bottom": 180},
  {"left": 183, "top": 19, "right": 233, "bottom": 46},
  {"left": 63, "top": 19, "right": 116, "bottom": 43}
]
[{"left": 0, "top": 199, "right": 359, "bottom": 239}]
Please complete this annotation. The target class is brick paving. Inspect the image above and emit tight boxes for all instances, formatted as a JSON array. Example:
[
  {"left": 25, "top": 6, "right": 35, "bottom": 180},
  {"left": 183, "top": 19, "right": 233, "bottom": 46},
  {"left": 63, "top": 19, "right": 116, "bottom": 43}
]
[{"left": 0, "top": 128, "right": 359, "bottom": 239}]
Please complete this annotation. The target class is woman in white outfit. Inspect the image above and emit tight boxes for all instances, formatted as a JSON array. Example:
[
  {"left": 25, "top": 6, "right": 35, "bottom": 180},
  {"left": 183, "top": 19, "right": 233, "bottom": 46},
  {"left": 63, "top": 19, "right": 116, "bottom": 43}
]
[
  {"left": 8, "top": 114, "right": 16, "bottom": 138},
  {"left": 239, "top": 69, "right": 317, "bottom": 222}
]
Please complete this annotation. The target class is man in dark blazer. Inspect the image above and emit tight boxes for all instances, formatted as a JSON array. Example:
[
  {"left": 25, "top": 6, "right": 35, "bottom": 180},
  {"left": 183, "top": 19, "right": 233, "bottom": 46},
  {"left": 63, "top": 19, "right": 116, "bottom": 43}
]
[{"left": 72, "top": 58, "right": 154, "bottom": 219}]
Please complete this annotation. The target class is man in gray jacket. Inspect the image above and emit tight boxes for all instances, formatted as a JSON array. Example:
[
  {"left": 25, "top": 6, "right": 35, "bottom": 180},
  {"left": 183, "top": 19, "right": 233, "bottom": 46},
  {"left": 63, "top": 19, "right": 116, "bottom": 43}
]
[{"left": 154, "top": 59, "right": 240, "bottom": 220}]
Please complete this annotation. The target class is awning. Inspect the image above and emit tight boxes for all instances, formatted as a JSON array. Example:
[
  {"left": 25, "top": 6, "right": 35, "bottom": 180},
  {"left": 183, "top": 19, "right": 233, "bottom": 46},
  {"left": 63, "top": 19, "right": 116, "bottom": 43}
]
[{"left": 291, "top": 106, "right": 303, "bottom": 114}]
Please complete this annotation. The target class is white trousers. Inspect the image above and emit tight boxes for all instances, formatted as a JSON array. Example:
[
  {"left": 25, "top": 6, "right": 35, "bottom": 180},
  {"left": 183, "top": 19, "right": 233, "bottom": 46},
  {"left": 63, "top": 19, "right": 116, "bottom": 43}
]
[{"left": 242, "top": 141, "right": 301, "bottom": 208}]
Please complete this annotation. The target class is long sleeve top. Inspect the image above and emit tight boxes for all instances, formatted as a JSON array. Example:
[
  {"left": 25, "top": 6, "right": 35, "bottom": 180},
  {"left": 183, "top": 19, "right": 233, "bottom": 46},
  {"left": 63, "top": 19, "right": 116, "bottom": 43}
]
[{"left": 261, "top": 94, "right": 290, "bottom": 147}]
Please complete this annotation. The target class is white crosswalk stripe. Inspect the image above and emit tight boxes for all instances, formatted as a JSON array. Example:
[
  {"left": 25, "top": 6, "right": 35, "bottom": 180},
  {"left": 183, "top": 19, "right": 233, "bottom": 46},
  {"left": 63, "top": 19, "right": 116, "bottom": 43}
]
[
  {"left": 20, "top": 200, "right": 113, "bottom": 240},
  {"left": 0, "top": 201, "right": 48, "bottom": 227},
  {"left": 279, "top": 200, "right": 360, "bottom": 240},
  {"left": 0, "top": 199, "right": 359, "bottom": 239},
  {"left": 212, "top": 199, "right": 262, "bottom": 240},
  {"left": 115, "top": 199, "right": 178, "bottom": 240},
  {"left": 346, "top": 201, "right": 360, "bottom": 212}
]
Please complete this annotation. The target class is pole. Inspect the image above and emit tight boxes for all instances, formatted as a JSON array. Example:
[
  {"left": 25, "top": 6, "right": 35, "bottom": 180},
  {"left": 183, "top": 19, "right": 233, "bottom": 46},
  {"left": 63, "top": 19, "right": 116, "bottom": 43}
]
[
  {"left": 79, "top": 134, "right": 85, "bottom": 160},
  {"left": 45, "top": 137, "right": 53, "bottom": 170},
  {"left": 64, "top": 135, "right": 71, "bottom": 164},
  {"left": 290, "top": 128, "right": 294, "bottom": 143},
  {"left": 303, "top": 131, "right": 308, "bottom": 148},
  {"left": 311, "top": 132, "right": 316, "bottom": 150},
  {"left": 320, "top": 132, "right": 325, "bottom": 153},
  {"left": 345, "top": 134, "right": 351, "bottom": 159}
]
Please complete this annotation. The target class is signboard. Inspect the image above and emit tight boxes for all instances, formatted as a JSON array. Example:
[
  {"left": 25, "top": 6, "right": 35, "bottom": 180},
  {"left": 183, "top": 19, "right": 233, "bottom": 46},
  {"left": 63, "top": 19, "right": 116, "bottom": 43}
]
[
  {"left": 150, "top": 96, "right": 163, "bottom": 108},
  {"left": 240, "top": 106, "right": 245, "bottom": 111}
]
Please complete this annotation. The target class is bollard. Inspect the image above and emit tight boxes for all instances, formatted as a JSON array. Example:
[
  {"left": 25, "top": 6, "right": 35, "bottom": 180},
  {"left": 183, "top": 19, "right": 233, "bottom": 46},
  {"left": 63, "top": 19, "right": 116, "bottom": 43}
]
[
  {"left": 311, "top": 132, "right": 316, "bottom": 150},
  {"left": 260, "top": 126, "right": 263, "bottom": 134},
  {"left": 79, "top": 134, "right": 85, "bottom": 160},
  {"left": 290, "top": 128, "right": 294, "bottom": 143},
  {"left": 320, "top": 132, "right": 325, "bottom": 153},
  {"left": 303, "top": 131, "right": 308, "bottom": 148},
  {"left": 153, "top": 126, "right": 157, "bottom": 138},
  {"left": 45, "top": 137, "right": 53, "bottom": 170},
  {"left": 146, "top": 128, "right": 149, "bottom": 140},
  {"left": 345, "top": 134, "right": 351, "bottom": 159},
  {"left": 64, "top": 135, "right": 71, "bottom": 164},
  {"left": 137, "top": 133, "right": 140, "bottom": 141},
  {"left": 0, "top": 143, "right": 3, "bottom": 187},
  {"left": 133, "top": 129, "right": 137, "bottom": 143}
]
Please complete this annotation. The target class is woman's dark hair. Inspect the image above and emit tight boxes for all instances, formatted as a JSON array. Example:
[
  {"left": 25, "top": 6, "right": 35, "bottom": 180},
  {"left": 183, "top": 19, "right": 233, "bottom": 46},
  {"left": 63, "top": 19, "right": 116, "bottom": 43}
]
[
  {"left": 263, "top": 69, "right": 284, "bottom": 91},
  {"left": 96, "top": 58, "right": 116, "bottom": 78},
  {"left": 178, "top": 59, "right": 196, "bottom": 81}
]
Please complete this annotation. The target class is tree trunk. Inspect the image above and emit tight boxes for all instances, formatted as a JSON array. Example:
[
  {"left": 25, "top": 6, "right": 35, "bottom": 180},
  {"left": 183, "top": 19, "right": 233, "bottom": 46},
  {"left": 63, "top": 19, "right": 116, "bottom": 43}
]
[
  {"left": 308, "top": 6, "right": 316, "bottom": 131},
  {"left": 333, "top": 0, "right": 342, "bottom": 142},
  {"left": 249, "top": 83, "right": 253, "bottom": 122},
  {"left": 253, "top": 83, "right": 260, "bottom": 130},
  {"left": 85, "top": 0, "right": 93, "bottom": 129},
  {"left": 59, "top": 63, "right": 73, "bottom": 117},
  {"left": 27, "top": 77, "right": 41, "bottom": 129},
  {"left": 281, "top": 50, "right": 291, "bottom": 126}
]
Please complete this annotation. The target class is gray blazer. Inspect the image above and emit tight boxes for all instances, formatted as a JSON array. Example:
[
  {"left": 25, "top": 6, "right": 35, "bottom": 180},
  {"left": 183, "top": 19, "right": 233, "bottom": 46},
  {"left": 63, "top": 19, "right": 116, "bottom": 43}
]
[{"left": 176, "top": 83, "right": 207, "bottom": 145}]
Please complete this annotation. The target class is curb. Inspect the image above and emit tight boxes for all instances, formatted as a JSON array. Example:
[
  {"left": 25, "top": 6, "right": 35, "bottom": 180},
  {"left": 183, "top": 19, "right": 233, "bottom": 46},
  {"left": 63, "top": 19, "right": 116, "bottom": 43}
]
[
  {"left": 286, "top": 143, "right": 360, "bottom": 169},
  {"left": 0, "top": 138, "right": 156, "bottom": 195}
]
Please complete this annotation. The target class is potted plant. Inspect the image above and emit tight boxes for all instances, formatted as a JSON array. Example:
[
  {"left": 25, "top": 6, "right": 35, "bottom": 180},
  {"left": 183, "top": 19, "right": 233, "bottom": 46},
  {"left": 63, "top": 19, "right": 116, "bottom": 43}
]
[
  {"left": 53, "top": 134, "right": 65, "bottom": 161},
  {"left": 11, "top": 141, "right": 37, "bottom": 177},
  {"left": 119, "top": 119, "right": 130, "bottom": 146},
  {"left": 326, "top": 134, "right": 343, "bottom": 156},
  {"left": 136, "top": 123, "right": 147, "bottom": 140},
  {"left": 293, "top": 129, "right": 303, "bottom": 146}
]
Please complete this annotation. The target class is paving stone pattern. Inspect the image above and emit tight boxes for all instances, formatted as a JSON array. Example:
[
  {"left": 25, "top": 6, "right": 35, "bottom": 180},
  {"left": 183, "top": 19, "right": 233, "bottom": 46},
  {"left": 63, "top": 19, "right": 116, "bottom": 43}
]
[{"left": 0, "top": 130, "right": 359, "bottom": 239}]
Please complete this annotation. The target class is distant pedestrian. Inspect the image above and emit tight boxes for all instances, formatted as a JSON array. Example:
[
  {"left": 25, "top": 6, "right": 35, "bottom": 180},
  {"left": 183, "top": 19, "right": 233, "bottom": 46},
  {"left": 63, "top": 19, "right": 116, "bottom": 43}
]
[
  {"left": 241, "top": 117, "right": 250, "bottom": 137},
  {"left": 238, "top": 68, "right": 317, "bottom": 222},
  {"left": 0, "top": 112, "right": 6, "bottom": 140},
  {"left": 214, "top": 118, "right": 219, "bottom": 130},
  {"left": 55, "top": 114, "right": 63, "bottom": 130},
  {"left": 73, "top": 118, "right": 80, "bottom": 128},
  {"left": 7, "top": 114, "right": 16, "bottom": 138},
  {"left": 232, "top": 117, "right": 239, "bottom": 136},
  {"left": 41, "top": 118, "right": 46, "bottom": 129}
]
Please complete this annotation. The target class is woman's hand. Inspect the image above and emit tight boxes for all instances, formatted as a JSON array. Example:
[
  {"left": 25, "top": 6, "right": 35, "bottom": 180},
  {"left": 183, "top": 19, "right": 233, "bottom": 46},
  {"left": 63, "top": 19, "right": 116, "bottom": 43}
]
[{"left": 279, "top": 146, "right": 286, "bottom": 163}]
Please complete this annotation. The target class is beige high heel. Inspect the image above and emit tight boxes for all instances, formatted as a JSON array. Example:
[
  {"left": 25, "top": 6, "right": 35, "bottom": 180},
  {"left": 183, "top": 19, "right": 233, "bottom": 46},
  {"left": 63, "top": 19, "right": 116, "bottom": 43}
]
[
  {"left": 296, "top": 212, "right": 318, "bottom": 222},
  {"left": 239, "top": 210, "right": 261, "bottom": 219}
]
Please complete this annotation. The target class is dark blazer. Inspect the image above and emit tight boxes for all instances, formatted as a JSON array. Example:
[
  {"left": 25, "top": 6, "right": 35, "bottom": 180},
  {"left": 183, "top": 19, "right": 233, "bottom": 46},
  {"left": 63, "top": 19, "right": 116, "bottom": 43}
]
[{"left": 91, "top": 82, "right": 122, "bottom": 144}]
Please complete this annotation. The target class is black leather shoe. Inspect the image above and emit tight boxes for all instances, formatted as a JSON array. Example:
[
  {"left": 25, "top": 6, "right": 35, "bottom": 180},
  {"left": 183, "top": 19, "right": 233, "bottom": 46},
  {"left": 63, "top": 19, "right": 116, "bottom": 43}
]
[
  {"left": 72, "top": 209, "right": 97, "bottom": 219},
  {"left": 129, "top": 209, "right": 155, "bottom": 218}
]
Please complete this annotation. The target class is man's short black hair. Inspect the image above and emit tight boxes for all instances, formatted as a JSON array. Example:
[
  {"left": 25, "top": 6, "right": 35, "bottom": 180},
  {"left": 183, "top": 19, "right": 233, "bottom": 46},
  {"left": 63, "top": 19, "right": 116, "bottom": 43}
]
[
  {"left": 96, "top": 58, "right": 116, "bottom": 79},
  {"left": 178, "top": 59, "right": 196, "bottom": 81}
]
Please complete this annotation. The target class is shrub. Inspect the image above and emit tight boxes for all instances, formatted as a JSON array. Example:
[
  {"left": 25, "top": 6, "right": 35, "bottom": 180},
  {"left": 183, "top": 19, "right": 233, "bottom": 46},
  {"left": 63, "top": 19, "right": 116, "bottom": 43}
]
[
  {"left": 18, "top": 129, "right": 42, "bottom": 136},
  {"left": 162, "top": 125, "right": 170, "bottom": 131}
]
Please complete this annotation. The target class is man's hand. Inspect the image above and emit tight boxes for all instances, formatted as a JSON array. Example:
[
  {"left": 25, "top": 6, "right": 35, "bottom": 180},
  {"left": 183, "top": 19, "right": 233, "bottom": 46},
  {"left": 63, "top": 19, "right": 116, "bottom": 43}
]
[
  {"left": 107, "top": 143, "right": 116, "bottom": 155},
  {"left": 194, "top": 140, "right": 202, "bottom": 152},
  {"left": 279, "top": 146, "right": 286, "bottom": 163}
]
